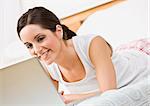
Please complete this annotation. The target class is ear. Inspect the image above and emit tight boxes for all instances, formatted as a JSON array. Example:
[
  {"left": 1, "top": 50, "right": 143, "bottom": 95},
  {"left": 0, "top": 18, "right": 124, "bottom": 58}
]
[{"left": 55, "top": 24, "right": 63, "bottom": 39}]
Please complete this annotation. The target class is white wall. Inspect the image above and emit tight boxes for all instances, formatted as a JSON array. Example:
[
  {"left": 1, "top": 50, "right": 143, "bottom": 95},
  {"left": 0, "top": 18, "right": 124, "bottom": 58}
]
[
  {"left": 1, "top": 0, "right": 21, "bottom": 49},
  {"left": 0, "top": 0, "right": 111, "bottom": 68},
  {"left": 0, "top": 0, "right": 30, "bottom": 68},
  {"left": 0, "top": 0, "right": 149, "bottom": 68},
  {"left": 21, "top": 0, "right": 111, "bottom": 19}
]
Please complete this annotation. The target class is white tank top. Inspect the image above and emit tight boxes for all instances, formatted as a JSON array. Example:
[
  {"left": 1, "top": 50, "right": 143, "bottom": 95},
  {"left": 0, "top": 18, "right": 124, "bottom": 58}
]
[{"left": 47, "top": 35, "right": 149, "bottom": 94}]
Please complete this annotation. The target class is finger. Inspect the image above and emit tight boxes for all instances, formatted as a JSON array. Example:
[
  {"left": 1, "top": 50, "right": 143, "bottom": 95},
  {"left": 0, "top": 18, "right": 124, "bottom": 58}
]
[{"left": 59, "top": 91, "right": 64, "bottom": 95}]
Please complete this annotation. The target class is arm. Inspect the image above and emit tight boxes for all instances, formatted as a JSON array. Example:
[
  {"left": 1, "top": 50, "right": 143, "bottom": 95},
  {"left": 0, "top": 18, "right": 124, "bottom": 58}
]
[
  {"left": 60, "top": 91, "right": 100, "bottom": 104},
  {"left": 61, "top": 36, "right": 117, "bottom": 104},
  {"left": 89, "top": 36, "right": 117, "bottom": 93}
]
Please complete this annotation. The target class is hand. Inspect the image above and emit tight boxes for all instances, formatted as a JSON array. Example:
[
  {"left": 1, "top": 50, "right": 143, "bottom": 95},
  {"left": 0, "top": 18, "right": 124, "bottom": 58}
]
[
  {"left": 59, "top": 91, "right": 77, "bottom": 104},
  {"left": 59, "top": 91, "right": 100, "bottom": 104}
]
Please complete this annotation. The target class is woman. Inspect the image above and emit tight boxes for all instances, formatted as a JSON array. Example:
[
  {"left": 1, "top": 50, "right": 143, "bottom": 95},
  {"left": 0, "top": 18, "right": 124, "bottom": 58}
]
[{"left": 17, "top": 7, "right": 148, "bottom": 105}]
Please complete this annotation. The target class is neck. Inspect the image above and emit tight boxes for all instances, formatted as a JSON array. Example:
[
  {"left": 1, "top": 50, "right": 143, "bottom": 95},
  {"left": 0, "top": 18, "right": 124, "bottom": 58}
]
[{"left": 54, "top": 39, "right": 77, "bottom": 71}]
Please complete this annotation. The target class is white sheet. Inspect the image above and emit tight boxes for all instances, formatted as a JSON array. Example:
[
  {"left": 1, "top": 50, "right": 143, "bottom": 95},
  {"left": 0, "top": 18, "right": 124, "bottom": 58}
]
[
  {"left": 76, "top": 79, "right": 148, "bottom": 106},
  {"left": 75, "top": 0, "right": 149, "bottom": 105}
]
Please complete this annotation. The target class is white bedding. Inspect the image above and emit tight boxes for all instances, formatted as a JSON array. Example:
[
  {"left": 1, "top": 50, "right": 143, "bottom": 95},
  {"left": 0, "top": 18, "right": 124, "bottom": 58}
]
[
  {"left": 77, "top": 0, "right": 148, "bottom": 49},
  {"left": 75, "top": 0, "right": 149, "bottom": 105},
  {"left": 76, "top": 80, "right": 148, "bottom": 106}
]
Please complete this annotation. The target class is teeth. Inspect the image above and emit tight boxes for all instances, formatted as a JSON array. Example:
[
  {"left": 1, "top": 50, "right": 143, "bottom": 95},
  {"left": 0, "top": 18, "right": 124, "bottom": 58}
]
[{"left": 43, "top": 52, "right": 47, "bottom": 59}]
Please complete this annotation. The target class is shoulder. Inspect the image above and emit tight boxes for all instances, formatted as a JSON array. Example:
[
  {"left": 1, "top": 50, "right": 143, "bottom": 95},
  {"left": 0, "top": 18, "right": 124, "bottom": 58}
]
[
  {"left": 72, "top": 35, "right": 102, "bottom": 52},
  {"left": 72, "top": 35, "right": 111, "bottom": 55},
  {"left": 89, "top": 35, "right": 112, "bottom": 53},
  {"left": 72, "top": 34, "right": 110, "bottom": 54},
  {"left": 72, "top": 35, "right": 102, "bottom": 48},
  {"left": 89, "top": 35, "right": 112, "bottom": 56},
  {"left": 90, "top": 36, "right": 108, "bottom": 49},
  {"left": 89, "top": 36, "right": 112, "bottom": 66},
  {"left": 72, "top": 34, "right": 99, "bottom": 41},
  {"left": 72, "top": 35, "right": 111, "bottom": 65}
]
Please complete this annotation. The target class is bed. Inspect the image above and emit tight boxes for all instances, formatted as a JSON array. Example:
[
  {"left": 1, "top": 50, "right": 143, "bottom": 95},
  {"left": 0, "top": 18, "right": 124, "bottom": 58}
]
[
  {"left": 74, "top": 0, "right": 149, "bottom": 105},
  {"left": 76, "top": 0, "right": 148, "bottom": 49},
  {"left": 0, "top": 0, "right": 149, "bottom": 105}
]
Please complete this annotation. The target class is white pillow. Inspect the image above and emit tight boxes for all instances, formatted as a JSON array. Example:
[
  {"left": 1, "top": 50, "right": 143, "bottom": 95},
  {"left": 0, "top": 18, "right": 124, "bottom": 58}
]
[{"left": 77, "top": 0, "right": 148, "bottom": 49}]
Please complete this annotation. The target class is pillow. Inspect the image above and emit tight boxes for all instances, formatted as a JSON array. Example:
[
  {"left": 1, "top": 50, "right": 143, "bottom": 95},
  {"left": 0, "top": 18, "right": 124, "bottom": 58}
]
[{"left": 77, "top": 0, "right": 148, "bottom": 49}]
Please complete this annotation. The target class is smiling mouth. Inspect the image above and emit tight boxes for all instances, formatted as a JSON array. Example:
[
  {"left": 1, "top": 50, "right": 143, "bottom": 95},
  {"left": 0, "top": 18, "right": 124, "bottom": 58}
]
[{"left": 39, "top": 49, "right": 50, "bottom": 60}]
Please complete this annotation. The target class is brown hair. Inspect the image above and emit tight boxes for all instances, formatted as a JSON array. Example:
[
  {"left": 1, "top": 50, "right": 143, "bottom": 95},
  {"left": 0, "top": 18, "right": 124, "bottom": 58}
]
[{"left": 17, "top": 7, "right": 76, "bottom": 40}]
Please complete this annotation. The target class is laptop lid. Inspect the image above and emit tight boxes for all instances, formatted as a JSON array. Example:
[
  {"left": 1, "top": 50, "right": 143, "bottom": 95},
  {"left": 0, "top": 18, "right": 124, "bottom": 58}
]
[{"left": 0, "top": 57, "right": 66, "bottom": 106}]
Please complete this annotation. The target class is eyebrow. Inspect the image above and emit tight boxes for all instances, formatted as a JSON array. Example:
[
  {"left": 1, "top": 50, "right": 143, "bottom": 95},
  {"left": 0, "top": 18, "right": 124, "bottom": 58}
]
[
  {"left": 24, "top": 33, "right": 41, "bottom": 45},
  {"left": 34, "top": 33, "right": 41, "bottom": 40},
  {"left": 24, "top": 42, "right": 28, "bottom": 45}
]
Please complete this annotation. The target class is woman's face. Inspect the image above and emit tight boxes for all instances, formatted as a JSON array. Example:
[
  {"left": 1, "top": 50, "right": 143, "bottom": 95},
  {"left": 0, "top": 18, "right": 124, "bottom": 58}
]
[{"left": 20, "top": 24, "right": 62, "bottom": 65}]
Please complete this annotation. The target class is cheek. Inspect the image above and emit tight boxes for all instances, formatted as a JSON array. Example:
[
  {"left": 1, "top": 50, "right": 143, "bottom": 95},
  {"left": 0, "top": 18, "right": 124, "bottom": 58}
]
[
  {"left": 46, "top": 37, "right": 59, "bottom": 49},
  {"left": 48, "top": 41, "right": 56, "bottom": 49}
]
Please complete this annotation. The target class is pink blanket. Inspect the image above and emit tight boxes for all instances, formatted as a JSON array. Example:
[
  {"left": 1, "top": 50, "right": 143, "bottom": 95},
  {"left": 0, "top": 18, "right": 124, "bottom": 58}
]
[{"left": 115, "top": 38, "right": 150, "bottom": 56}]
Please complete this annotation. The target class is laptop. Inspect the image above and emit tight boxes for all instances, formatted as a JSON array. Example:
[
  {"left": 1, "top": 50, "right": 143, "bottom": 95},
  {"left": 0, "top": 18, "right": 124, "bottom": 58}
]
[{"left": 0, "top": 57, "right": 69, "bottom": 106}]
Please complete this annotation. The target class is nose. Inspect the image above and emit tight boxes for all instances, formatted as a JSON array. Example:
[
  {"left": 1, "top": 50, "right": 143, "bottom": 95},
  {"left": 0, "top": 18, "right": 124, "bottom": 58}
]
[{"left": 33, "top": 44, "right": 42, "bottom": 57}]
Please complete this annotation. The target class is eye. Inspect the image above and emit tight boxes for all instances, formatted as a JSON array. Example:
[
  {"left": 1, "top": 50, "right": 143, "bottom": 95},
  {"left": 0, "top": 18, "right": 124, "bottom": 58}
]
[
  {"left": 37, "top": 36, "right": 45, "bottom": 42},
  {"left": 25, "top": 43, "right": 33, "bottom": 49}
]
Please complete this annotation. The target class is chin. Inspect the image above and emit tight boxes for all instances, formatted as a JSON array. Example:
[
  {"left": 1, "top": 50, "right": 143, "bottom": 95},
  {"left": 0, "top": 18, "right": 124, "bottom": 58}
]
[
  {"left": 45, "top": 59, "right": 53, "bottom": 65},
  {"left": 42, "top": 54, "right": 57, "bottom": 65}
]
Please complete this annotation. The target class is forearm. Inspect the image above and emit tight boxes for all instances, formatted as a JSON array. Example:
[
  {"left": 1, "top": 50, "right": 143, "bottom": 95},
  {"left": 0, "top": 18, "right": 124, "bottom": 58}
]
[
  {"left": 75, "top": 91, "right": 100, "bottom": 100},
  {"left": 62, "top": 91, "right": 100, "bottom": 104}
]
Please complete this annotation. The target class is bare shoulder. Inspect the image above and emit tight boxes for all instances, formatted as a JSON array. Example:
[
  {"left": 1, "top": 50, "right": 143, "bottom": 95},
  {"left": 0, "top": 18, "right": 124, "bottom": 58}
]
[
  {"left": 90, "top": 36, "right": 107, "bottom": 47},
  {"left": 89, "top": 35, "right": 112, "bottom": 66},
  {"left": 89, "top": 36, "right": 112, "bottom": 55}
]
